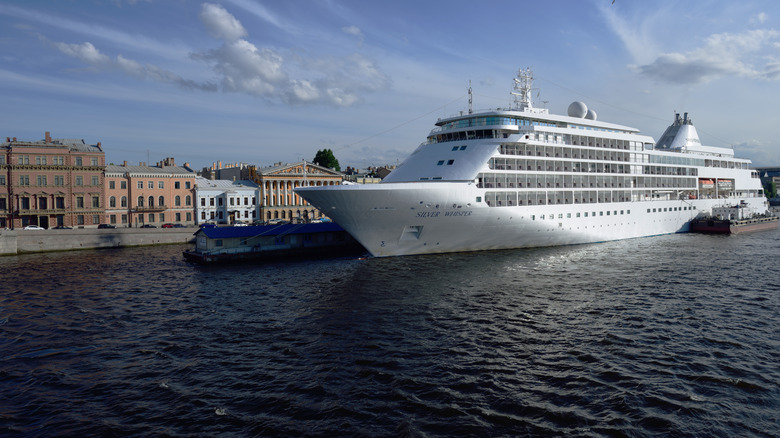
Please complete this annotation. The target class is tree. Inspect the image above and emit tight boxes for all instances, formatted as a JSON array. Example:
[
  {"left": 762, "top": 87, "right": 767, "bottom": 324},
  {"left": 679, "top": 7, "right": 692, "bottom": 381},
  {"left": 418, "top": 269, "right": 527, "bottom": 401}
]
[{"left": 313, "top": 149, "right": 340, "bottom": 171}]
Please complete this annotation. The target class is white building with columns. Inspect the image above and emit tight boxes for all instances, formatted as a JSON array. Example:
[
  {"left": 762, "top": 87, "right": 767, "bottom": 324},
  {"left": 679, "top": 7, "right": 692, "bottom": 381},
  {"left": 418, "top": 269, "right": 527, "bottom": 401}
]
[{"left": 256, "top": 161, "right": 343, "bottom": 223}]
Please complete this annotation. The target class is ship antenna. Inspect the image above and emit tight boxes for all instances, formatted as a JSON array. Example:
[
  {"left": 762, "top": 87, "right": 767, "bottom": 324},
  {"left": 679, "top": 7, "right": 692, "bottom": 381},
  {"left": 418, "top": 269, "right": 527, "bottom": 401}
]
[{"left": 468, "top": 80, "right": 473, "bottom": 114}]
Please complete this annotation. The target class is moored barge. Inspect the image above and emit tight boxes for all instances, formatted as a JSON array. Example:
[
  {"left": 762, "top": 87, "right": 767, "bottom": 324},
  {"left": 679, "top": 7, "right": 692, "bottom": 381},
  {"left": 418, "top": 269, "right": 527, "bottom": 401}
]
[{"left": 183, "top": 222, "right": 364, "bottom": 263}]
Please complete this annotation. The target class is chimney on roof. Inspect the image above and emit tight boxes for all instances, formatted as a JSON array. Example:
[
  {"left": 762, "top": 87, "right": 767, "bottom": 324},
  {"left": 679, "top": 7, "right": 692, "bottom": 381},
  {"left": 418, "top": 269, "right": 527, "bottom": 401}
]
[
  {"left": 123, "top": 161, "right": 127, "bottom": 166},
  {"left": 96, "top": 142, "right": 102, "bottom": 151},
  {"left": 218, "top": 160, "right": 222, "bottom": 169},
  {"left": 45, "top": 131, "right": 51, "bottom": 143}
]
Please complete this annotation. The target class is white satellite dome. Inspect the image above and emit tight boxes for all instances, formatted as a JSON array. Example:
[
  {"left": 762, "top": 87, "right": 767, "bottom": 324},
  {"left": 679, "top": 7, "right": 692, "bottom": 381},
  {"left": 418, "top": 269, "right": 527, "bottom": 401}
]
[
  {"left": 568, "top": 101, "right": 588, "bottom": 118},
  {"left": 585, "top": 109, "right": 597, "bottom": 120}
]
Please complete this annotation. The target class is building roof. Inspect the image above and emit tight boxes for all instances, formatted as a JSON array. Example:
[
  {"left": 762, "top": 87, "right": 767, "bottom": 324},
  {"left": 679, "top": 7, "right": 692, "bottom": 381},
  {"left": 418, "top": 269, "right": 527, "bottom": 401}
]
[
  {"left": 195, "top": 222, "right": 344, "bottom": 239},
  {"left": 105, "top": 164, "right": 195, "bottom": 176},
  {"left": 194, "top": 176, "right": 258, "bottom": 189}
]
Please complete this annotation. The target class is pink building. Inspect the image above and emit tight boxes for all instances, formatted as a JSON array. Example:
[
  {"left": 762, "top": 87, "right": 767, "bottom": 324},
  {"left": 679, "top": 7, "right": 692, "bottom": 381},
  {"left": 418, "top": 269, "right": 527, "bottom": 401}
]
[
  {"left": 104, "top": 158, "right": 196, "bottom": 227},
  {"left": 1, "top": 132, "right": 105, "bottom": 229}
]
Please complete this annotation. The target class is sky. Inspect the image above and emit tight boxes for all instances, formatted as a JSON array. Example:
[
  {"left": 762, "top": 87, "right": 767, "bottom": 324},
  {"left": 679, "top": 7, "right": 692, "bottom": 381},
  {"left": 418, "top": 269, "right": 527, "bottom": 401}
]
[{"left": 2, "top": 0, "right": 780, "bottom": 171}]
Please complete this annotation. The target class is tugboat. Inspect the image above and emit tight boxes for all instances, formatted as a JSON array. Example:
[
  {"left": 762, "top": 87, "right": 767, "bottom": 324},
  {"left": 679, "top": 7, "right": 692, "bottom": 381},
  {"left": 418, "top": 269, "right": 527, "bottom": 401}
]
[{"left": 690, "top": 203, "right": 778, "bottom": 234}]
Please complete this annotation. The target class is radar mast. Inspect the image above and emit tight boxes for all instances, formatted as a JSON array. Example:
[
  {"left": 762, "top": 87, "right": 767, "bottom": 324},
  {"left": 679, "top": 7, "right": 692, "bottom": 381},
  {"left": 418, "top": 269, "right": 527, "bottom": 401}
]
[{"left": 511, "top": 67, "right": 547, "bottom": 114}]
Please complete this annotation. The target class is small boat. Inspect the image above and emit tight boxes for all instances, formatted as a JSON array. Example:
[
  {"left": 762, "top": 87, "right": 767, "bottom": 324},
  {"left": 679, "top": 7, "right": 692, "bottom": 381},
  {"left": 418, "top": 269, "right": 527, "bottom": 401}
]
[{"left": 690, "top": 203, "right": 779, "bottom": 234}]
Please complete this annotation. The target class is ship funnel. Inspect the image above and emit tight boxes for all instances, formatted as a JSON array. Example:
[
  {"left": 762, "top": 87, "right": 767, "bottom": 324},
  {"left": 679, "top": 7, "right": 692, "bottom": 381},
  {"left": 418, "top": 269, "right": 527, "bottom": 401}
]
[{"left": 655, "top": 112, "right": 702, "bottom": 150}]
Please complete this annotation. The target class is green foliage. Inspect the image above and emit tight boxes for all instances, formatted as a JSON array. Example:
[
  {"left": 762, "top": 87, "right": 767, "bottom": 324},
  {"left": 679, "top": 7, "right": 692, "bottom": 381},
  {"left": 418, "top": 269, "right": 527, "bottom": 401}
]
[{"left": 313, "top": 149, "right": 340, "bottom": 171}]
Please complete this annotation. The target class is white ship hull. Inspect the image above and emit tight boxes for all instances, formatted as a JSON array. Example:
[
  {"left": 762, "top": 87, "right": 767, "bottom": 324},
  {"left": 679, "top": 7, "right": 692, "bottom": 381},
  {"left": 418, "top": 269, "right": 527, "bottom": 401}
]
[{"left": 296, "top": 183, "right": 766, "bottom": 257}]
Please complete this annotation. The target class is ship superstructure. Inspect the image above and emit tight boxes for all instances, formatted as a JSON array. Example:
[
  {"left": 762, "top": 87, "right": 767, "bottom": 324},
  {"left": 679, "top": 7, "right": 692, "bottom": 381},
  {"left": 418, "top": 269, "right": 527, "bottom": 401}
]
[{"left": 296, "top": 68, "right": 767, "bottom": 257}]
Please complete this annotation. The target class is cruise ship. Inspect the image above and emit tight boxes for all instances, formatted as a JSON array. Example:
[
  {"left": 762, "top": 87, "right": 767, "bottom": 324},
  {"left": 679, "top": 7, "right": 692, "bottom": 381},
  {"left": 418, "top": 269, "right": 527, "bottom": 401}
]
[{"left": 295, "top": 68, "right": 768, "bottom": 257}]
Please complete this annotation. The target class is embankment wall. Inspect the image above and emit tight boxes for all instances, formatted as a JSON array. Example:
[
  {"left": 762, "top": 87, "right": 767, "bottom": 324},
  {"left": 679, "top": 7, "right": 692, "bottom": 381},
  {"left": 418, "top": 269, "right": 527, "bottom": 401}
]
[{"left": 0, "top": 228, "right": 195, "bottom": 255}]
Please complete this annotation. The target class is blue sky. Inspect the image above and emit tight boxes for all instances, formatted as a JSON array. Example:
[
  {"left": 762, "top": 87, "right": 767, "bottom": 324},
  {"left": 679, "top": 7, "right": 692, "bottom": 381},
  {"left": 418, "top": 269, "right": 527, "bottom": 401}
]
[{"left": 2, "top": 0, "right": 779, "bottom": 170}]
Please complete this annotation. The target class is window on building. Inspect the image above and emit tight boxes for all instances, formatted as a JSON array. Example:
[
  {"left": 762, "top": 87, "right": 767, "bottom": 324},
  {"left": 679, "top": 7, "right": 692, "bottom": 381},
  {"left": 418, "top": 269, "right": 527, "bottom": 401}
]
[
  {"left": 137, "top": 196, "right": 144, "bottom": 207},
  {"left": 186, "top": 195, "right": 191, "bottom": 206},
  {"left": 0, "top": 175, "right": 5, "bottom": 185},
  {"left": 138, "top": 181, "right": 143, "bottom": 189},
  {"left": 175, "top": 212, "right": 181, "bottom": 222},
  {"left": 37, "top": 175, "right": 47, "bottom": 186},
  {"left": 159, "top": 213, "right": 164, "bottom": 222},
  {"left": 0, "top": 198, "right": 6, "bottom": 210},
  {"left": 186, "top": 212, "right": 192, "bottom": 221},
  {"left": 76, "top": 176, "right": 83, "bottom": 186},
  {"left": 175, "top": 181, "right": 180, "bottom": 189},
  {"left": 91, "top": 157, "right": 98, "bottom": 166},
  {"left": 185, "top": 181, "right": 191, "bottom": 189},
  {"left": 19, "top": 175, "right": 30, "bottom": 186},
  {"left": 148, "top": 181, "right": 154, "bottom": 189},
  {"left": 75, "top": 157, "right": 83, "bottom": 166},
  {"left": 148, "top": 196, "right": 154, "bottom": 207},
  {"left": 55, "top": 175, "right": 64, "bottom": 186},
  {"left": 210, "top": 198, "right": 214, "bottom": 206},
  {"left": 109, "top": 181, "right": 115, "bottom": 190},
  {"left": 20, "top": 197, "right": 30, "bottom": 210},
  {"left": 175, "top": 195, "right": 181, "bottom": 206},
  {"left": 110, "top": 214, "right": 117, "bottom": 224},
  {"left": 110, "top": 196, "right": 116, "bottom": 208},
  {"left": 200, "top": 198, "right": 206, "bottom": 207},
  {"left": 0, "top": 156, "right": 5, "bottom": 164},
  {"left": 158, "top": 196, "right": 164, "bottom": 206},
  {"left": 158, "top": 181, "right": 164, "bottom": 189},
  {"left": 76, "top": 196, "right": 84, "bottom": 208},
  {"left": 92, "top": 215, "right": 100, "bottom": 224},
  {"left": 121, "top": 214, "right": 128, "bottom": 224},
  {"left": 121, "top": 180, "right": 127, "bottom": 189},
  {"left": 230, "top": 198, "right": 234, "bottom": 206},
  {"left": 56, "top": 197, "right": 65, "bottom": 209},
  {"left": 92, "top": 176, "right": 99, "bottom": 186},
  {"left": 218, "top": 198, "right": 223, "bottom": 206},
  {"left": 77, "top": 215, "right": 84, "bottom": 225},
  {"left": 148, "top": 213, "right": 154, "bottom": 222},
  {"left": 121, "top": 196, "right": 127, "bottom": 207}
]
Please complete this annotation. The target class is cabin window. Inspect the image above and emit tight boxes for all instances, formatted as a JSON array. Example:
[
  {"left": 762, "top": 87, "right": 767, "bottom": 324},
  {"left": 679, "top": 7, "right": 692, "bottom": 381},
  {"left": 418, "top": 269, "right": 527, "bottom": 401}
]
[
  {"left": 476, "top": 196, "right": 482, "bottom": 203},
  {"left": 437, "top": 160, "right": 444, "bottom": 165},
  {"left": 447, "top": 160, "right": 454, "bottom": 165},
  {"left": 215, "top": 240, "right": 223, "bottom": 247},
  {"left": 452, "top": 146, "right": 459, "bottom": 151},
  {"left": 460, "top": 145, "right": 467, "bottom": 150}
]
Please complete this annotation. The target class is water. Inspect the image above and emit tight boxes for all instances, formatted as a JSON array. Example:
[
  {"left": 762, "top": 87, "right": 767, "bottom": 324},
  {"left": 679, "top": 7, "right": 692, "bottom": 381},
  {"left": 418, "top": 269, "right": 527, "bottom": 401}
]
[{"left": 1, "top": 230, "right": 779, "bottom": 437}]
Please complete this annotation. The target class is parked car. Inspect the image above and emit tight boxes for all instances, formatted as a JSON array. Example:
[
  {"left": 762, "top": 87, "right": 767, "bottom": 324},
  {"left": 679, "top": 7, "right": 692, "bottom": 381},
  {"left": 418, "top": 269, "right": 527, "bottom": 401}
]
[
  {"left": 24, "top": 225, "right": 44, "bottom": 230},
  {"left": 199, "top": 223, "right": 217, "bottom": 228},
  {"left": 98, "top": 224, "right": 116, "bottom": 229},
  {"left": 140, "top": 224, "right": 157, "bottom": 228},
  {"left": 161, "top": 223, "right": 174, "bottom": 228},
  {"left": 233, "top": 222, "right": 248, "bottom": 227},
  {"left": 52, "top": 225, "right": 72, "bottom": 229},
  {"left": 172, "top": 224, "right": 186, "bottom": 228}
]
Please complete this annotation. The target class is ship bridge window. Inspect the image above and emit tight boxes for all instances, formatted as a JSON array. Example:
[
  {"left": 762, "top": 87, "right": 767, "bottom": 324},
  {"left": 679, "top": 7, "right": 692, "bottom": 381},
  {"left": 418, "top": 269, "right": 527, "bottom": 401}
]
[
  {"left": 460, "top": 145, "right": 467, "bottom": 150},
  {"left": 447, "top": 160, "right": 455, "bottom": 165},
  {"left": 437, "top": 160, "right": 444, "bottom": 165}
]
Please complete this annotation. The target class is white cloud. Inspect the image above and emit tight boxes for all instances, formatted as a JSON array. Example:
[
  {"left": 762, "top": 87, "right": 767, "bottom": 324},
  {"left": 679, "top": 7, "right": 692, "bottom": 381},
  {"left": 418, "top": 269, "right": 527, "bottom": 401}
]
[
  {"left": 342, "top": 25, "right": 364, "bottom": 46},
  {"left": 751, "top": 12, "right": 768, "bottom": 25},
  {"left": 634, "top": 30, "right": 780, "bottom": 84},
  {"left": 54, "top": 41, "right": 110, "bottom": 65},
  {"left": 200, "top": 3, "right": 247, "bottom": 42}
]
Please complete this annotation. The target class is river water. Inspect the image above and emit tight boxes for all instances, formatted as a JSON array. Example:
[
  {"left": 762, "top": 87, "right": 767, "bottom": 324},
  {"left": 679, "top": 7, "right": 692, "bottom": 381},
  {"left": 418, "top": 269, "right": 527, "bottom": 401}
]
[{"left": 1, "top": 230, "right": 778, "bottom": 437}]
